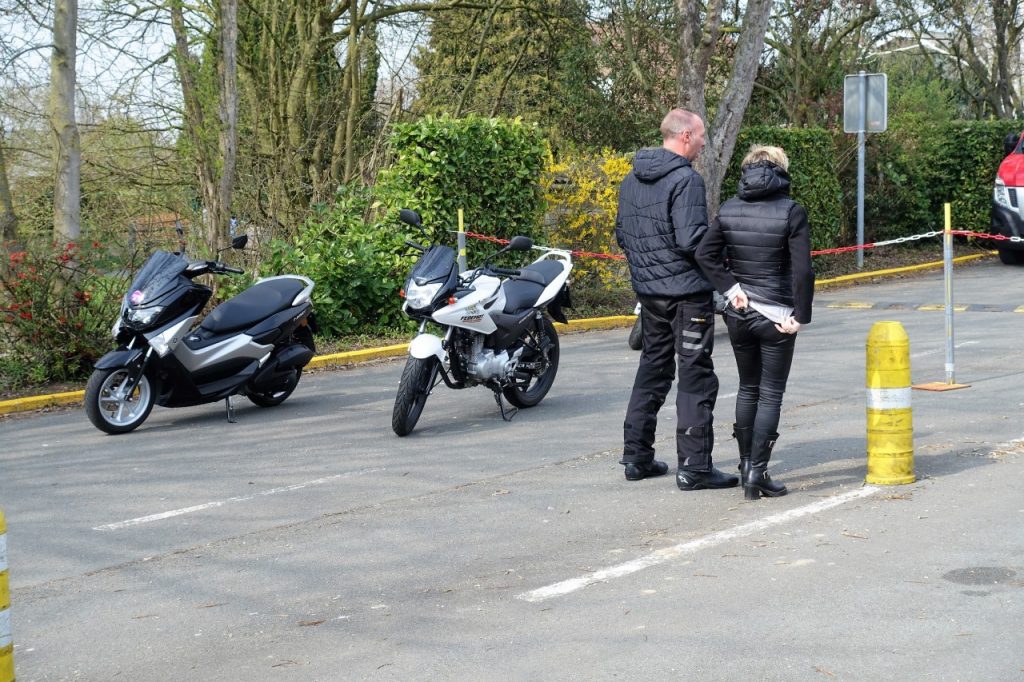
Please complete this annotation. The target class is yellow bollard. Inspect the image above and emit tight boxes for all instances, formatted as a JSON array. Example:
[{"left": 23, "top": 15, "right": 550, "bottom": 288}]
[
  {"left": 866, "top": 321, "right": 915, "bottom": 484},
  {"left": 0, "top": 508, "right": 12, "bottom": 682}
]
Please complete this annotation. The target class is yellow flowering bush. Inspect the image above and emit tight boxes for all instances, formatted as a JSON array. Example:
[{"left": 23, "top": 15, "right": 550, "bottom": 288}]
[{"left": 542, "top": 149, "right": 632, "bottom": 291}]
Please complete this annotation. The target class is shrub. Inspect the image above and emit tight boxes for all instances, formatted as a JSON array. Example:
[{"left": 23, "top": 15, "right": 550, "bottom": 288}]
[
  {"left": 261, "top": 186, "right": 412, "bottom": 337},
  {"left": 377, "top": 114, "right": 547, "bottom": 260},
  {"left": 542, "top": 149, "right": 631, "bottom": 290},
  {"left": 0, "top": 242, "right": 129, "bottom": 391}
]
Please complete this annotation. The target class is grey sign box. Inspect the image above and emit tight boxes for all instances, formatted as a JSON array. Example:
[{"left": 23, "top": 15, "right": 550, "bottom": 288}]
[{"left": 844, "top": 73, "right": 888, "bottom": 133}]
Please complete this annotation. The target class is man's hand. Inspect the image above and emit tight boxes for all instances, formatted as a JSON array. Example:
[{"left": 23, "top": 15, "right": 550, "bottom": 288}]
[
  {"left": 775, "top": 316, "right": 801, "bottom": 334},
  {"left": 730, "top": 290, "right": 749, "bottom": 311}
]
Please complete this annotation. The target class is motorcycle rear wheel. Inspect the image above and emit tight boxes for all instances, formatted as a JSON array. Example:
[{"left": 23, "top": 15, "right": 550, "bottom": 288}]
[
  {"left": 502, "top": 317, "right": 560, "bottom": 408},
  {"left": 392, "top": 356, "right": 439, "bottom": 436},
  {"left": 85, "top": 367, "right": 156, "bottom": 434}
]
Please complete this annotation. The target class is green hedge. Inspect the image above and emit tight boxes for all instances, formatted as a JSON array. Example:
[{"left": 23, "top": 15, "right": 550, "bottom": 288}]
[
  {"left": 377, "top": 114, "right": 547, "bottom": 248},
  {"left": 722, "top": 127, "right": 844, "bottom": 251}
]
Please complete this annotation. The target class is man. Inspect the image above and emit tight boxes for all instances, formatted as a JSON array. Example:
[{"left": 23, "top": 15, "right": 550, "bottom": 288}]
[{"left": 614, "top": 108, "right": 738, "bottom": 491}]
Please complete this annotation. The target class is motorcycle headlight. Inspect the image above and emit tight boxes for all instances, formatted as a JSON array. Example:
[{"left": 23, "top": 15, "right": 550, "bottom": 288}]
[
  {"left": 994, "top": 177, "right": 1012, "bottom": 208},
  {"left": 126, "top": 306, "right": 165, "bottom": 326},
  {"left": 405, "top": 281, "right": 443, "bottom": 309}
]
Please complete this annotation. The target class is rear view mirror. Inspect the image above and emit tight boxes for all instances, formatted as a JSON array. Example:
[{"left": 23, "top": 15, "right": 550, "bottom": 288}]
[
  {"left": 231, "top": 234, "right": 248, "bottom": 249},
  {"left": 399, "top": 209, "right": 423, "bottom": 229},
  {"left": 1005, "top": 131, "right": 1020, "bottom": 156},
  {"left": 508, "top": 235, "right": 533, "bottom": 251}
]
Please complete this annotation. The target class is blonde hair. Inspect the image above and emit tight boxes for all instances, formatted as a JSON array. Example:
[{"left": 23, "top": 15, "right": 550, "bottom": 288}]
[{"left": 741, "top": 144, "right": 789, "bottom": 171}]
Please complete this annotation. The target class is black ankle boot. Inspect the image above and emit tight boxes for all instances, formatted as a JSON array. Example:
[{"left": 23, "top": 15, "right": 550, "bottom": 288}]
[
  {"left": 622, "top": 459, "right": 669, "bottom": 481},
  {"left": 744, "top": 431, "right": 787, "bottom": 500},
  {"left": 733, "top": 424, "right": 752, "bottom": 482}
]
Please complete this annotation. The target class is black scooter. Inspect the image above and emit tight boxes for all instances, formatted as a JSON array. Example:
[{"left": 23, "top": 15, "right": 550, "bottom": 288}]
[{"left": 85, "top": 235, "right": 316, "bottom": 434}]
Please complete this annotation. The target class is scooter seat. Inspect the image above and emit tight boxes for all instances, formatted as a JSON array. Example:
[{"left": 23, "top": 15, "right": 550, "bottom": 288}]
[
  {"left": 502, "top": 260, "right": 565, "bottom": 313},
  {"left": 201, "top": 278, "right": 306, "bottom": 335}
]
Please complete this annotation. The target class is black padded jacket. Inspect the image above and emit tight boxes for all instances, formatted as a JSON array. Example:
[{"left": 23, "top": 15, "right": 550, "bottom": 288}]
[
  {"left": 695, "top": 161, "right": 814, "bottom": 323},
  {"left": 614, "top": 147, "right": 712, "bottom": 298}
]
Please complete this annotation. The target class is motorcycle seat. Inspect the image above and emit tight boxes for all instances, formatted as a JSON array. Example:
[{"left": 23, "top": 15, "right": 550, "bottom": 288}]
[
  {"left": 200, "top": 278, "right": 307, "bottom": 335},
  {"left": 502, "top": 260, "right": 565, "bottom": 313}
]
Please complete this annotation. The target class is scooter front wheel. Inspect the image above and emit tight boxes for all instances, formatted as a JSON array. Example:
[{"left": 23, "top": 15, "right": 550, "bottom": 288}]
[
  {"left": 392, "top": 356, "right": 438, "bottom": 437},
  {"left": 84, "top": 367, "right": 156, "bottom": 434}
]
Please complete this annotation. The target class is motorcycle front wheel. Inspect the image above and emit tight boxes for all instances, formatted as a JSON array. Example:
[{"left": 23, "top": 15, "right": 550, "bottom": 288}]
[
  {"left": 502, "top": 317, "right": 560, "bottom": 408},
  {"left": 85, "top": 367, "right": 156, "bottom": 434},
  {"left": 392, "top": 355, "right": 439, "bottom": 436}
]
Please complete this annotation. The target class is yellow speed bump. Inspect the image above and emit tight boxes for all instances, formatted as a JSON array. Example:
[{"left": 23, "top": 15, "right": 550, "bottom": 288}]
[
  {"left": 865, "top": 321, "right": 915, "bottom": 485},
  {"left": 1, "top": 508, "right": 12, "bottom": 682}
]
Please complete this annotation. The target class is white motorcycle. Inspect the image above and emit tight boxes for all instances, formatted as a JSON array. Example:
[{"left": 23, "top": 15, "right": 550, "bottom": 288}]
[{"left": 392, "top": 209, "right": 573, "bottom": 436}]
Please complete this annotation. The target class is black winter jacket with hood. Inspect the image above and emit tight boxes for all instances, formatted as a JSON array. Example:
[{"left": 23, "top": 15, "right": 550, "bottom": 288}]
[
  {"left": 614, "top": 147, "right": 713, "bottom": 298},
  {"left": 695, "top": 160, "right": 814, "bottom": 323}
]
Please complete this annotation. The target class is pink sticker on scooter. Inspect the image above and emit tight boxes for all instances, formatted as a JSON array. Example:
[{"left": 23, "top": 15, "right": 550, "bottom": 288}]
[{"left": 129, "top": 290, "right": 145, "bottom": 305}]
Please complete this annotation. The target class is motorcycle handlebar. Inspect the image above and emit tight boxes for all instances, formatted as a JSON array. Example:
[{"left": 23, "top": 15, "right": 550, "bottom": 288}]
[
  {"left": 404, "top": 240, "right": 426, "bottom": 252},
  {"left": 222, "top": 265, "right": 244, "bottom": 274},
  {"left": 489, "top": 266, "right": 521, "bottom": 277}
]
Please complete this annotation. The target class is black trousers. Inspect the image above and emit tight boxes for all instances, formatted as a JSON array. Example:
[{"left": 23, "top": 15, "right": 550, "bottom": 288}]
[
  {"left": 622, "top": 293, "right": 718, "bottom": 471},
  {"left": 724, "top": 309, "right": 797, "bottom": 435}
]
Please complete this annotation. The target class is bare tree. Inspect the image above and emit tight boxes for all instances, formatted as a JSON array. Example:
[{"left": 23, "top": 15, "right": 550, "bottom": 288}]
[
  {"left": 170, "top": 0, "right": 238, "bottom": 251},
  {"left": 49, "top": 0, "right": 81, "bottom": 243},
  {"left": 894, "top": 0, "right": 1024, "bottom": 118},
  {"left": 0, "top": 124, "right": 16, "bottom": 246},
  {"left": 676, "top": 0, "right": 774, "bottom": 216}
]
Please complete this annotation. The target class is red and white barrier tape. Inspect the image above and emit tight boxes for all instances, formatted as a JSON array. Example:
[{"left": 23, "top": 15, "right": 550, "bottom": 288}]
[{"left": 462, "top": 228, "right": 1012, "bottom": 261}]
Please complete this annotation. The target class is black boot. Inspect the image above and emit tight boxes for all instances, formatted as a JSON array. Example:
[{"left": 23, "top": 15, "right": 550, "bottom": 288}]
[
  {"left": 744, "top": 431, "right": 788, "bottom": 500},
  {"left": 622, "top": 459, "right": 669, "bottom": 481},
  {"left": 676, "top": 467, "right": 739, "bottom": 490},
  {"left": 733, "top": 424, "right": 752, "bottom": 482}
]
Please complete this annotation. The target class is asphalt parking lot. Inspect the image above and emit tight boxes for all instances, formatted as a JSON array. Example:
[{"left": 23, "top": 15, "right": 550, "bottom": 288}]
[{"left": 1, "top": 257, "right": 1022, "bottom": 680}]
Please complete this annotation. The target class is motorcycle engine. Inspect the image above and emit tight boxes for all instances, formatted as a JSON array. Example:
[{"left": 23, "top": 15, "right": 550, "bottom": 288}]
[{"left": 466, "top": 337, "right": 523, "bottom": 383}]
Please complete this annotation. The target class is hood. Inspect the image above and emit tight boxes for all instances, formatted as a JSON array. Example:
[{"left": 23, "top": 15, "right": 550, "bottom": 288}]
[
  {"left": 737, "top": 161, "right": 791, "bottom": 201},
  {"left": 997, "top": 152, "right": 1024, "bottom": 186},
  {"left": 631, "top": 147, "right": 690, "bottom": 182}
]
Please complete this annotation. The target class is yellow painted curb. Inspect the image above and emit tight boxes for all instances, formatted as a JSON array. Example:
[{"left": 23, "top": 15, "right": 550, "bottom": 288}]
[
  {"left": 306, "top": 343, "right": 410, "bottom": 369},
  {"left": 0, "top": 390, "right": 85, "bottom": 415},
  {"left": 815, "top": 252, "right": 994, "bottom": 289}
]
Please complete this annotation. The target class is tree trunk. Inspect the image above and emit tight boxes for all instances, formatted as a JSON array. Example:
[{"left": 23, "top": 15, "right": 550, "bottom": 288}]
[
  {"left": 0, "top": 125, "right": 17, "bottom": 247},
  {"left": 217, "top": 0, "right": 239, "bottom": 249},
  {"left": 49, "top": 0, "right": 81, "bottom": 244},
  {"left": 170, "top": 0, "right": 238, "bottom": 253},
  {"left": 676, "top": 0, "right": 772, "bottom": 217}
]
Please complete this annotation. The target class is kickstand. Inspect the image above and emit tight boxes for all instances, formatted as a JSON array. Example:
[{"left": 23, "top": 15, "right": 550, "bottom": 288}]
[
  {"left": 225, "top": 395, "right": 237, "bottom": 423},
  {"left": 493, "top": 390, "right": 518, "bottom": 422}
]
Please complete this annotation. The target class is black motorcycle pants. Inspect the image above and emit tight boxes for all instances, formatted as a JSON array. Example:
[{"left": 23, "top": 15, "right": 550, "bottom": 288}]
[
  {"left": 622, "top": 293, "right": 718, "bottom": 471},
  {"left": 724, "top": 309, "right": 797, "bottom": 435}
]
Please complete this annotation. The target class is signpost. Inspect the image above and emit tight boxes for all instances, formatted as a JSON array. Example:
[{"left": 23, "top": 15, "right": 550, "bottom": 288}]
[{"left": 844, "top": 71, "right": 887, "bottom": 268}]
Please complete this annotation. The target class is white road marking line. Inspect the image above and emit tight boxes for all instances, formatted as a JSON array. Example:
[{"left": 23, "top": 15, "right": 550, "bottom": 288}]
[
  {"left": 93, "top": 468, "right": 386, "bottom": 531},
  {"left": 516, "top": 485, "right": 879, "bottom": 603},
  {"left": 910, "top": 340, "right": 979, "bottom": 359}
]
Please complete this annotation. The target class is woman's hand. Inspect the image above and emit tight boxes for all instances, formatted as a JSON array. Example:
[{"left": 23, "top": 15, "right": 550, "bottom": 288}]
[{"left": 774, "top": 316, "right": 801, "bottom": 334}]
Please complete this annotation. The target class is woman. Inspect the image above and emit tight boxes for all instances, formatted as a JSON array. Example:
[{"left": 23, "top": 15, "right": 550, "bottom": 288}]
[{"left": 695, "top": 144, "right": 814, "bottom": 500}]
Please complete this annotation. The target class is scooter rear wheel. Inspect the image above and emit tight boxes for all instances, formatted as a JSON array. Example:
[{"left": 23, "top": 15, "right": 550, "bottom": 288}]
[
  {"left": 248, "top": 368, "right": 301, "bottom": 407},
  {"left": 85, "top": 367, "right": 156, "bottom": 434}
]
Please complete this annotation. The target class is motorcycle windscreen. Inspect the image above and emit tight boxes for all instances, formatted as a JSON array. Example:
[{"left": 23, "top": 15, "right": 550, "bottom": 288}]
[
  {"left": 127, "top": 250, "right": 189, "bottom": 306},
  {"left": 409, "top": 245, "right": 457, "bottom": 284}
]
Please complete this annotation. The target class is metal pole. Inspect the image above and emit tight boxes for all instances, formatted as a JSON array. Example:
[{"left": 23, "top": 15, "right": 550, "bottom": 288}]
[
  {"left": 856, "top": 71, "right": 867, "bottom": 269},
  {"left": 943, "top": 203, "right": 955, "bottom": 384},
  {"left": 457, "top": 208, "right": 467, "bottom": 273}
]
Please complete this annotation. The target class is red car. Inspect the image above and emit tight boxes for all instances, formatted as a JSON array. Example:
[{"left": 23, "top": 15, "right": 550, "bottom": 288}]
[{"left": 992, "top": 130, "right": 1024, "bottom": 264}]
